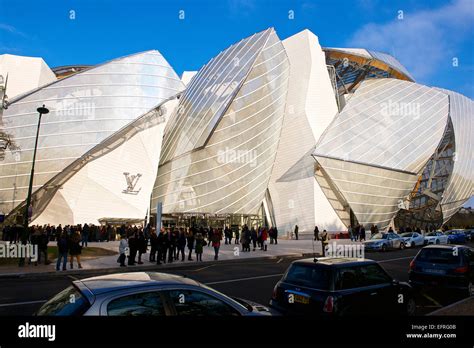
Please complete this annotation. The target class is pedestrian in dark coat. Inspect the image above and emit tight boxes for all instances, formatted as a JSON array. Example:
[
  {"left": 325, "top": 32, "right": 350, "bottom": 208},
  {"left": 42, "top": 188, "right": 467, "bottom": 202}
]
[
  {"left": 137, "top": 230, "right": 147, "bottom": 264},
  {"left": 127, "top": 230, "right": 137, "bottom": 266},
  {"left": 149, "top": 229, "right": 158, "bottom": 262},
  {"left": 186, "top": 228, "right": 195, "bottom": 261},
  {"left": 177, "top": 229, "right": 187, "bottom": 261},
  {"left": 56, "top": 232, "right": 68, "bottom": 271},
  {"left": 68, "top": 231, "right": 82, "bottom": 269}
]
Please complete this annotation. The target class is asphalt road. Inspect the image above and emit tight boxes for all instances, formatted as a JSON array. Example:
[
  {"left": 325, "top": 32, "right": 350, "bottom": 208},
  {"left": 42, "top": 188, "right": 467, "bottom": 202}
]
[{"left": 0, "top": 244, "right": 470, "bottom": 316}]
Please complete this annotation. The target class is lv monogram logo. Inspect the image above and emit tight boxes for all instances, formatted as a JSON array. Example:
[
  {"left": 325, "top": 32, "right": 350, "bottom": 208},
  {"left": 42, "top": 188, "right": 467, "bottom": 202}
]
[{"left": 122, "top": 172, "right": 142, "bottom": 195}]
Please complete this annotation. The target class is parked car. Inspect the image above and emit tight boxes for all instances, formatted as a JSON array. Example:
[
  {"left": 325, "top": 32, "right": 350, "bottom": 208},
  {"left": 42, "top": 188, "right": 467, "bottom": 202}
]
[
  {"left": 401, "top": 232, "right": 425, "bottom": 248},
  {"left": 409, "top": 245, "right": 474, "bottom": 297},
  {"left": 424, "top": 231, "right": 449, "bottom": 245},
  {"left": 36, "top": 272, "right": 275, "bottom": 316},
  {"left": 363, "top": 232, "right": 405, "bottom": 251},
  {"left": 270, "top": 257, "right": 415, "bottom": 316},
  {"left": 463, "top": 229, "right": 474, "bottom": 242},
  {"left": 445, "top": 230, "right": 467, "bottom": 244}
]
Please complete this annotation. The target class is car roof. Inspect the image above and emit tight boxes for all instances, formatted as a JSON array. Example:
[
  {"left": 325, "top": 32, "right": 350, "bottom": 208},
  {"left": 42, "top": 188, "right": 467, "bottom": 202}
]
[
  {"left": 293, "top": 257, "right": 376, "bottom": 268},
  {"left": 74, "top": 272, "right": 201, "bottom": 295},
  {"left": 420, "top": 245, "right": 471, "bottom": 250}
]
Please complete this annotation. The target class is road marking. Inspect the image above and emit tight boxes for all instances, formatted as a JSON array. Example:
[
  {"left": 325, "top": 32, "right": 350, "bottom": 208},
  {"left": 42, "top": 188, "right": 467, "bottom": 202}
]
[
  {"left": 68, "top": 275, "right": 79, "bottom": 281},
  {"left": 428, "top": 295, "right": 473, "bottom": 315},
  {"left": 0, "top": 300, "right": 47, "bottom": 308},
  {"left": 276, "top": 258, "right": 283, "bottom": 264},
  {"left": 421, "top": 292, "right": 443, "bottom": 307},
  {"left": 192, "top": 265, "right": 215, "bottom": 272},
  {"left": 377, "top": 256, "right": 414, "bottom": 263},
  {"left": 205, "top": 273, "right": 284, "bottom": 285}
]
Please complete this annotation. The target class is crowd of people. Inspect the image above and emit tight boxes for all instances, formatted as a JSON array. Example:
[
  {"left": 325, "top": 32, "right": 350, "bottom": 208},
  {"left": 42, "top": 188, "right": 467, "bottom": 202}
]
[
  {"left": 119, "top": 224, "right": 279, "bottom": 267},
  {"left": 0, "top": 223, "right": 279, "bottom": 270}
]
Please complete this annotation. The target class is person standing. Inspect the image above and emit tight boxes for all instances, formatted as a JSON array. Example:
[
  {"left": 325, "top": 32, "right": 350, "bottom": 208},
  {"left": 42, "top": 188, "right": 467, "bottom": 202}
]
[
  {"left": 149, "top": 229, "right": 158, "bottom": 262},
  {"left": 261, "top": 228, "right": 268, "bottom": 251},
  {"left": 186, "top": 228, "right": 195, "bottom": 261},
  {"left": 81, "top": 223, "right": 89, "bottom": 248},
  {"left": 212, "top": 229, "right": 221, "bottom": 260},
  {"left": 321, "top": 230, "right": 329, "bottom": 257},
  {"left": 234, "top": 227, "right": 240, "bottom": 245},
  {"left": 68, "top": 231, "right": 82, "bottom": 269},
  {"left": 195, "top": 233, "right": 204, "bottom": 262},
  {"left": 137, "top": 229, "right": 147, "bottom": 264},
  {"left": 118, "top": 233, "right": 128, "bottom": 267},
  {"left": 177, "top": 229, "right": 186, "bottom": 261},
  {"left": 314, "top": 226, "right": 320, "bottom": 241},
  {"left": 168, "top": 229, "right": 176, "bottom": 263},
  {"left": 360, "top": 226, "right": 366, "bottom": 241},
  {"left": 56, "top": 232, "right": 68, "bottom": 271},
  {"left": 294, "top": 225, "right": 299, "bottom": 240},
  {"left": 38, "top": 227, "right": 50, "bottom": 265},
  {"left": 251, "top": 227, "right": 257, "bottom": 251},
  {"left": 274, "top": 226, "right": 278, "bottom": 245},
  {"left": 157, "top": 228, "right": 167, "bottom": 265},
  {"left": 127, "top": 230, "right": 137, "bottom": 266}
]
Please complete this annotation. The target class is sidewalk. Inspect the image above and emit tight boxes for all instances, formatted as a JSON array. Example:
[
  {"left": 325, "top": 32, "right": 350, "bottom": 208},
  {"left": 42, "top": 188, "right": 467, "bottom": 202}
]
[
  {"left": 0, "top": 238, "right": 360, "bottom": 278},
  {"left": 0, "top": 240, "right": 321, "bottom": 277}
]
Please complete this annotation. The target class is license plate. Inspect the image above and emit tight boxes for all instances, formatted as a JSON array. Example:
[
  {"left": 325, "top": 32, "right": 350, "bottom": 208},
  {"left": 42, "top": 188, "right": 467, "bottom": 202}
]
[
  {"left": 292, "top": 294, "right": 310, "bottom": 304},
  {"left": 423, "top": 268, "right": 445, "bottom": 275}
]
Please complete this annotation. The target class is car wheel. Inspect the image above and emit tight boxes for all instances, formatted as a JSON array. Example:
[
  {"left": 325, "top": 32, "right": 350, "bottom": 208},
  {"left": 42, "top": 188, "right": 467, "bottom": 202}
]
[
  {"left": 468, "top": 282, "right": 474, "bottom": 297},
  {"left": 411, "top": 242, "right": 416, "bottom": 248},
  {"left": 406, "top": 297, "right": 416, "bottom": 316},
  {"left": 400, "top": 242, "right": 405, "bottom": 250},
  {"left": 382, "top": 244, "right": 387, "bottom": 252},
  {"left": 436, "top": 239, "right": 440, "bottom": 245}
]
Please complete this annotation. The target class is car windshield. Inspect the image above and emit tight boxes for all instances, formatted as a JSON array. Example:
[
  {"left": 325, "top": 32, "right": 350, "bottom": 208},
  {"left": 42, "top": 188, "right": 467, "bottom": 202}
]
[
  {"left": 36, "top": 286, "right": 90, "bottom": 316},
  {"left": 371, "top": 233, "right": 387, "bottom": 240},
  {"left": 416, "top": 248, "right": 461, "bottom": 265},
  {"left": 283, "top": 264, "right": 331, "bottom": 290},
  {"left": 401, "top": 233, "right": 413, "bottom": 237}
]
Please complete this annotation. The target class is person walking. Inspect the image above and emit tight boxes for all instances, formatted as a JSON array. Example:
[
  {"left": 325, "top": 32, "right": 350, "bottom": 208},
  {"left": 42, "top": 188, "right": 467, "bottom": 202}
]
[
  {"left": 56, "top": 232, "right": 68, "bottom": 271},
  {"left": 68, "top": 231, "right": 82, "bottom": 269},
  {"left": 118, "top": 233, "right": 128, "bottom": 267},
  {"left": 314, "top": 226, "right": 320, "bottom": 241},
  {"left": 294, "top": 225, "right": 299, "bottom": 240},
  {"left": 195, "top": 233, "right": 204, "bottom": 262}
]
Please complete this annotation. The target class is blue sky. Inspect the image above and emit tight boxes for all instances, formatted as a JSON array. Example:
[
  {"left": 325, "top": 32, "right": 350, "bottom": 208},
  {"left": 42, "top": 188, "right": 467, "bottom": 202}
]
[
  {"left": 1, "top": 0, "right": 473, "bottom": 97},
  {"left": 1, "top": 0, "right": 473, "bottom": 207}
]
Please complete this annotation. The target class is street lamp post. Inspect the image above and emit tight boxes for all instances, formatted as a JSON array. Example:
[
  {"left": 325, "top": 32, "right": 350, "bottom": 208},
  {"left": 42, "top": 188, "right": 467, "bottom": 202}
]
[{"left": 23, "top": 104, "right": 49, "bottom": 231}]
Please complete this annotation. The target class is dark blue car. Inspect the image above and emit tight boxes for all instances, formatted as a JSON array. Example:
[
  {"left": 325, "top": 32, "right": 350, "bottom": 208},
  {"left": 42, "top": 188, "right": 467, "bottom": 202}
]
[
  {"left": 270, "top": 257, "right": 415, "bottom": 316},
  {"left": 409, "top": 245, "right": 474, "bottom": 296},
  {"left": 445, "top": 230, "right": 467, "bottom": 244}
]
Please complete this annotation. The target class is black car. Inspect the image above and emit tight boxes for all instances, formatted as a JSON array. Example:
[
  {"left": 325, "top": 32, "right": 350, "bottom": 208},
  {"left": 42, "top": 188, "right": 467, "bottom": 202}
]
[
  {"left": 409, "top": 245, "right": 474, "bottom": 296},
  {"left": 270, "top": 257, "right": 415, "bottom": 316}
]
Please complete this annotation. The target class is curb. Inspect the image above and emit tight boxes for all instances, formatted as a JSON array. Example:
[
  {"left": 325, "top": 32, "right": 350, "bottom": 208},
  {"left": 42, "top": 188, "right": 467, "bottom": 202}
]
[{"left": 0, "top": 253, "right": 304, "bottom": 280}]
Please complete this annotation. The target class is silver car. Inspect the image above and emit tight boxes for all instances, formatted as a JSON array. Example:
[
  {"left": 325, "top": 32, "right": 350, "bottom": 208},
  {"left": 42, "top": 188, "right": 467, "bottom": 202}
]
[
  {"left": 36, "top": 272, "right": 274, "bottom": 316},
  {"left": 363, "top": 232, "right": 406, "bottom": 251}
]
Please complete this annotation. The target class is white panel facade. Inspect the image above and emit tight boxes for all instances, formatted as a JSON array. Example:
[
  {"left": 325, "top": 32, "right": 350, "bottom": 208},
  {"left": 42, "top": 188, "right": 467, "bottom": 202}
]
[
  {"left": 0, "top": 54, "right": 56, "bottom": 99},
  {"left": 267, "top": 30, "right": 345, "bottom": 234},
  {"left": 0, "top": 50, "right": 185, "bottom": 218}
]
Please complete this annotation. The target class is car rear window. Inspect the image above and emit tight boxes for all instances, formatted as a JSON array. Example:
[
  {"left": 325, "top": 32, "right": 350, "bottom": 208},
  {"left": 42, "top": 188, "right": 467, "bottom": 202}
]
[
  {"left": 416, "top": 248, "right": 461, "bottom": 264},
  {"left": 283, "top": 264, "right": 331, "bottom": 290},
  {"left": 36, "top": 286, "right": 90, "bottom": 316}
]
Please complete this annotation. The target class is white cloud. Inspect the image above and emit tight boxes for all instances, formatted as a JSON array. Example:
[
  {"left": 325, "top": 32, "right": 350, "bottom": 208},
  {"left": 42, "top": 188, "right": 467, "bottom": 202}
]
[
  {"left": 0, "top": 23, "right": 28, "bottom": 38},
  {"left": 347, "top": 0, "right": 474, "bottom": 80}
]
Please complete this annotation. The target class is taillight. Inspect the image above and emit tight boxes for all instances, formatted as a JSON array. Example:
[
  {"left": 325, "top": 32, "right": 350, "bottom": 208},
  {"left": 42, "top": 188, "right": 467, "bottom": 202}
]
[
  {"left": 409, "top": 260, "right": 416, "bottom": 270},
  {"left": 272, "top": 285, "right": 278, "bottom": 299},
  {"left": 323, "top": 296, "right": 334, "bottom": 313},
  {"left": 454, "top": 266, "right": 468, "bottom": 273}
]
